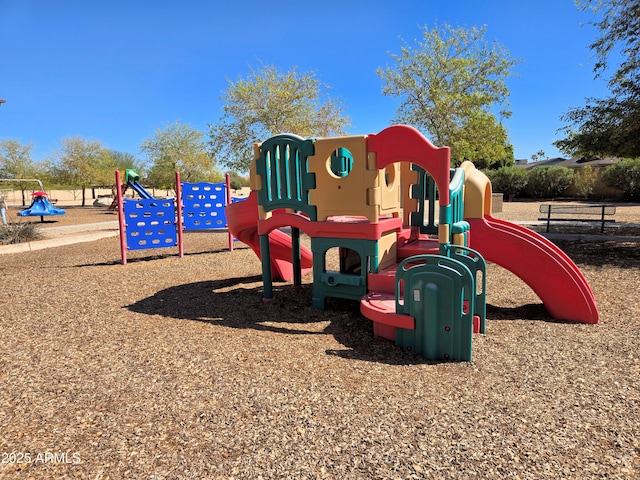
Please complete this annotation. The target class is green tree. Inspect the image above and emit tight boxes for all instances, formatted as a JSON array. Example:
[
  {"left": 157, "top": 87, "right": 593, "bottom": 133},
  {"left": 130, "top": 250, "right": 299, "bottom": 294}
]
[
  {"left": 377, "top": 23, "right": 519, "bottom": 166},
  {"left": 555, "top": 0, "right": 640, "bottom": 157},
  {"left": 602, "top": 158, "right": 640, "bottom": 199},
  {"left": 449, "top": 110, "right": 514, "bottom": 168},
  {"left": 530, "top": 150, "right": 546, "bottom": 162},
  {"left": 107, "top": 150, "right": 144, "bottom": 175},
  {"left": 555, "top": 90, "right": 640, "bottom": 158},
  {"left": 527, "top": 166, "right": 574, "bottom": 198},
  {"left": 142, "top": 121, "right": 220, "bottom": 190},
  {"left": 0, "top": 139, "right": 34, "bottom": 178},
  {"left": 484, "top": 166, "right": 528, "bottom": 200},
  {"left": 208, "top": 64, "right": 350, "bottom": 172},
  {"left": 580, "top": 0, "right": 640, "bottom": 83},
  {"left": 50, "top": 137, "right": 114, "bottom": 206},
  {"left": 0, "top": 139, "right": 45, "bottom": 205},
  {"left": 227, "top": 171, "right": 249, "bottom": 191}
]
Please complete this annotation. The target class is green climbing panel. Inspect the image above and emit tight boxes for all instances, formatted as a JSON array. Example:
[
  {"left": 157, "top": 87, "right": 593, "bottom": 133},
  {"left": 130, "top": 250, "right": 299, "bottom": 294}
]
[
  {"left": 395, "top": 255, "right": 475, "bottom": 362},
  {"left": 444, "top": 244, "right": 487, "bottom": 334}
]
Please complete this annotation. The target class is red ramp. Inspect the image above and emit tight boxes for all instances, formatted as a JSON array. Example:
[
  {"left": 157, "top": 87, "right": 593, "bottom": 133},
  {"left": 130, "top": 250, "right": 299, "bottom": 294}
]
[
  {"left": 467, "top": 215, "right": 598, "bottom": 324},
  {"left": 226, "top": 191, "right": 313, "bottom": 282}
]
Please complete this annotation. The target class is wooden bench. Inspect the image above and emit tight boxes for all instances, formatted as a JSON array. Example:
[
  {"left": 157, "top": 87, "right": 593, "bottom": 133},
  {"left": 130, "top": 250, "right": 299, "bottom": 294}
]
[{"left": 538, "top": 204, "right": 616, "bottom": 233}]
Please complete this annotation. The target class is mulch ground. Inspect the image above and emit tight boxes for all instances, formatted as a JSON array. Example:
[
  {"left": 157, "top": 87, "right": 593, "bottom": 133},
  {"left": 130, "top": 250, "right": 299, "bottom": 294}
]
[{"left": 0, "top": 202, "right": 639, "bottom": 479}]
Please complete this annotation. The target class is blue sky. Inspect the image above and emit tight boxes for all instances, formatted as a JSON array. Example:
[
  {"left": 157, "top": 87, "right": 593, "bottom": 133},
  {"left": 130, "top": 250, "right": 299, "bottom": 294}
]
[{"left": 0, "top": 0, "right": 614, "bottom": 169}]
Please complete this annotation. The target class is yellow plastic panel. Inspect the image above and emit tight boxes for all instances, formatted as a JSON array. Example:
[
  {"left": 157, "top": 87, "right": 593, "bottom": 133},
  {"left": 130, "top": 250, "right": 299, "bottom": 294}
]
[
  {"left": 453, "top": 233, "right": 465, "bottom": 246},
  {"left": 249, "top": 143, "right": 262, "bottom": 192},
  {"left": 460, "top": 161, "right": 493, "bottom": 219},
  {"left": 378, "top": 162, "right": 401, "bottom": 217},
  {"left": 438, "top": 223, "right": 450, "bottom": 244},
  {"left": 308, "top": 136, "right": 378, "bottom": 221},
  {"left": 400, "top": 163, "right": 419, "bottom": 225},
  {"left": 378, "top": 230, "right": 398, "bottom": 270}
]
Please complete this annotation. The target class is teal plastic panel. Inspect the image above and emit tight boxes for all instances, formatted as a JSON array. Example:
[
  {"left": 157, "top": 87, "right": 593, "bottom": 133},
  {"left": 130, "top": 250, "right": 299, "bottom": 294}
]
[
  {"left": 409, "top": 165, "right": 438, "bottom": 235},
  {"left": 256, "top": 134, "right": 317, "bottom": 220},
  {"left": 311, "top": 237, "right": 378, "bottom": 309},
  {"left": 395, "top": 255, "right": 474, "bottom": 361},
  {"left": 449, "top": 167, "right": 465, "bottom": 225},
  {"left": 444, "top": 244, "right": 487, "bottom": 334}
]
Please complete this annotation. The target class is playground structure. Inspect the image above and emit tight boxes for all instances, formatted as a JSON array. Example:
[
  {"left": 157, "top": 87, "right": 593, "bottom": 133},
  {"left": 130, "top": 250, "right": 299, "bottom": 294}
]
[
  {"left": 225, "top": 125, "right": 599, "bottom": 362},
  {"left": 17, "top": 191, "right": 66, "bottom": 222},
  {"left": 115, "top": 169, "right": 241, "bottom": 264},
  {"left": 0, "top": 178, "right": 47, "bottom": 194},
  {"left": 0, "top": 179, "right": 67, "bottom": 222}
]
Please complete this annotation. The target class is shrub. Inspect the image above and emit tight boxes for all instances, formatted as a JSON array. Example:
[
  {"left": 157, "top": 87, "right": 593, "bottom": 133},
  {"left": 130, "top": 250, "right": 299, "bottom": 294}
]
[
  {"left": 484, "top": 166, "right": 528, "bottom": 200},
  {"left": 602, "top": 158, "right": 640, "bottom": 200},
  {"left": 573, "top": 165, "right": 598, "bottom": 198},
  {"left": 0, "top": 222, "right": 43, "bottom": 245},
  {"left": 526, "top": 166, "right": 574, "bottom": 198}
]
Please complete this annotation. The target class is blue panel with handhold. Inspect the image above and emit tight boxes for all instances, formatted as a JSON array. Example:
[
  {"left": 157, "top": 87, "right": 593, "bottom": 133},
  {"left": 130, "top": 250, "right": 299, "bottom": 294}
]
[
  {"left": 181, "top": 181, "right": 227, "bottom": 230},
  {"left": 123, "top": 198, "right": 178, "bottom": 251}
]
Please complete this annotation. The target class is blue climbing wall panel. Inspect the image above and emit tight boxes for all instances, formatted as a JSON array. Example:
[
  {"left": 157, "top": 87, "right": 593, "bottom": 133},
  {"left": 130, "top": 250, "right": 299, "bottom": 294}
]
[
  {"left": 123, "top": 198, "right": 178, "bottom": 251},
  {"left": 181, "top": 181, "right": 227, "bottom": 230}
]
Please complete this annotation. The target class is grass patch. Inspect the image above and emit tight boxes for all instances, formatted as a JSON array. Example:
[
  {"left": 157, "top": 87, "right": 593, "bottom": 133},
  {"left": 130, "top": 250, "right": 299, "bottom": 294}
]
[{"left": 0, "top": 222, "right": 44, "bottom": 245}]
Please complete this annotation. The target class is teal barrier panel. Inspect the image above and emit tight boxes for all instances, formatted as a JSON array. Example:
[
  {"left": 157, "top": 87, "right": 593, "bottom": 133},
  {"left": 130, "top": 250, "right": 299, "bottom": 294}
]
[{"left": 395, "top": 254, "right": 475, "bottom": 362}]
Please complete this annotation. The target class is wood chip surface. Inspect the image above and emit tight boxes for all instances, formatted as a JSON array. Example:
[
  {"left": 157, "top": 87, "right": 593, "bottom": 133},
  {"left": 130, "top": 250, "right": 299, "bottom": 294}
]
[{"left": 1, "top": 202, "right": 639, "bottom": 479}]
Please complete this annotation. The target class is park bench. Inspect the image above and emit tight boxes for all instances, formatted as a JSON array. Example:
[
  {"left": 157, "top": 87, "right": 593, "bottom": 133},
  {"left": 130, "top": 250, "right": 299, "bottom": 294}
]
[{"left": 538, "top": 204, "right": 616, "bottom": 233}]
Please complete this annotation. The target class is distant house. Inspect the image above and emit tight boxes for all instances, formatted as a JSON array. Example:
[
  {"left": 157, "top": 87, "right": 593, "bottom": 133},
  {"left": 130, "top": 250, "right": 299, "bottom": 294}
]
[
  {"left": 515, "top": 157, "right": 623, "bottom": 199},
  {"left": 515, "top": 157, "right": 621, "bottom": 170}
]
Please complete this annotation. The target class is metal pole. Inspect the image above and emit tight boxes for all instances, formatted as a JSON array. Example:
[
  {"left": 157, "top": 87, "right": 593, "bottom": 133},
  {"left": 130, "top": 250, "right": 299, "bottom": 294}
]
[
  {"left": 115, "top": 170, "right": 128, "bottom": 265},
  {"left": 226, "top": 173, "right": 233, "bottom": 252},
  {"left": 175, "top": 171, "right": 184, "bottom": 258}
]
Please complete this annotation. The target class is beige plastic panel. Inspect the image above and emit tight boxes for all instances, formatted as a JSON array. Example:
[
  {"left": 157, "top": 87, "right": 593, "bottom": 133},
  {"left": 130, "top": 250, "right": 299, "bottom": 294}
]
[
  {"left": 400, "top": 162, "right": 420, "bottom": 225},
  {"left": 308, "top": 136, "right": 401, "bottom": 222},
  {"left": 249, "top": 143, "right": 262, "bottom": 192},
  {"left": 374, "top": 154, "right": 401, "bottom": 217},
  {"left": 378, "top": 230, "right": 398, "bottom": 270},
  {"left": 307, "top": 136, "right": 375, "bottom": 221},
  {"left": 460, "top": 161, "right": 493, "bottom": 219}
]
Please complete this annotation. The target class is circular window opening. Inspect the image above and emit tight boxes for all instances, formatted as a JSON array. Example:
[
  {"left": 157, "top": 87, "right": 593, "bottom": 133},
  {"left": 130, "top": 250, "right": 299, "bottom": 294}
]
[{"left": 328, "top": 147, "right": 354, "bottom": 178}]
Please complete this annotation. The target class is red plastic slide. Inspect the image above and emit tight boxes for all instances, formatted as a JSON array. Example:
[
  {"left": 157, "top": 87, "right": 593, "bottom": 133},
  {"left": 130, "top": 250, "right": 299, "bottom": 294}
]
[
  {"left": 467, "top": 215, "right": 598, "bottom": 324},
  {"left": 226, "top": 191, "right": 313, "bottom": 282}
]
